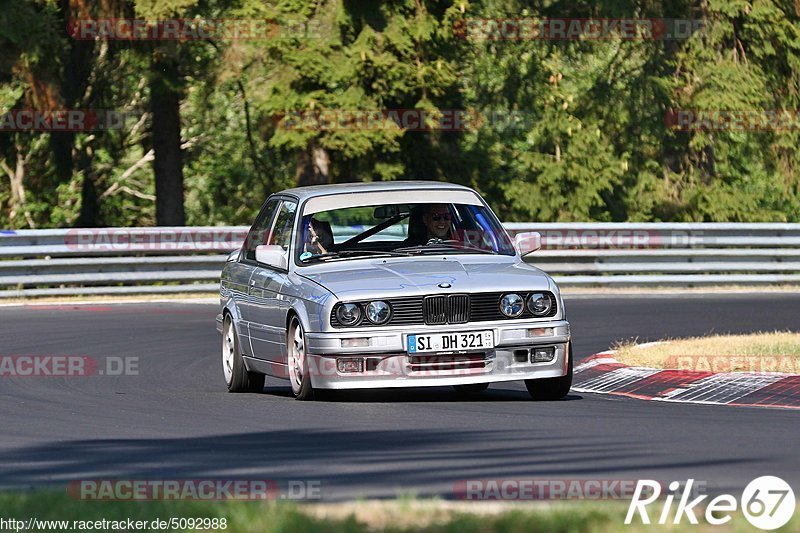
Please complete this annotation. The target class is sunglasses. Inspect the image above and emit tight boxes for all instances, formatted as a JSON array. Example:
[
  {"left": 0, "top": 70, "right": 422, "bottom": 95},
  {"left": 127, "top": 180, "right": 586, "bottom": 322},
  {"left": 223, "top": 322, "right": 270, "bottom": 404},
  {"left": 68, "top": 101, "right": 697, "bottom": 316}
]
[{"left": 430, "top": 213, "right": 451, "bottom": 221}]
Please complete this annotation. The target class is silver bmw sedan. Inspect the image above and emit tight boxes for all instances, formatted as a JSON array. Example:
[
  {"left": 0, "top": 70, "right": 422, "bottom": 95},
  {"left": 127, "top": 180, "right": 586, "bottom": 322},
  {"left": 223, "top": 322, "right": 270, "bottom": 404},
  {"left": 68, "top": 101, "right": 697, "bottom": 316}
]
[{"left": 217, "top": 181, "right": 571, "bottom": 400}]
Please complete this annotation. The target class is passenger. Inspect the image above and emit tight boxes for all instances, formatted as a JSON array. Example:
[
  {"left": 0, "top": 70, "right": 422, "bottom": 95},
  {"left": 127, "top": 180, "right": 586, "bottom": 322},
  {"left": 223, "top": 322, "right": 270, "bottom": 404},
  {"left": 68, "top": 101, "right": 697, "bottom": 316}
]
[
  {"left": 300, "top": 218, "right": 333, "bottom": 261},
  {"left": 305, "top": 218, "right": 333, "bottom": 255}
]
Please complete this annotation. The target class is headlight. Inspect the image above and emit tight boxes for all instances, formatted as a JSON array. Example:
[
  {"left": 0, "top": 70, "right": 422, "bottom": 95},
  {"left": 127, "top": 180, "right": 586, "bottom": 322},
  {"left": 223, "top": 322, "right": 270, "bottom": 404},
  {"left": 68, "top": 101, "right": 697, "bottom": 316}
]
[
  {"left": 335, "top": 303, "right": 362, "bottom": 326},
  {"left": 366, "top": 300, "right": 391, "bottom": 324},
  {"left": 527, "top": 293, "right": 552, "bottom": 316},
  {"left": 500, "top": 293, "right": 524, "bottom": 317}
]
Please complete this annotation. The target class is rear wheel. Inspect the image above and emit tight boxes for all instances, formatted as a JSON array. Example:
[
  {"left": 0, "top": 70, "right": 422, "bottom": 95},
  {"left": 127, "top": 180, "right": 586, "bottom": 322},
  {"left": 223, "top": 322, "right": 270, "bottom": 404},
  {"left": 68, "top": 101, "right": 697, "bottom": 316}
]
[
  {"left": 222, "top": 316, "right": 265, "bottom": 393},
  {"left": 287, "top": 316, "right": 314, "bottom": 400},
  {"left": 453, "top": 383, "right": 489, "bottom": 395},
  {"left": 525, "top": 342, "right": 573, "bottom": 400}
]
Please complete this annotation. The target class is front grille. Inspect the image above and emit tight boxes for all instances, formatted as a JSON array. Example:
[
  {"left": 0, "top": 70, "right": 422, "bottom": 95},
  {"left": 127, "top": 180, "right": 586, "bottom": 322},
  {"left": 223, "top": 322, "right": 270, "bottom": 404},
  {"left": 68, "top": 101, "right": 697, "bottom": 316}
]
[
  {"left": 423, "top": 295, "right": 447, "bottom": 325},
  {"left": 448, "top": 294, "right": 470, "bottom": 323},
  {"left": 422, "top": 294, "right": 469, "bottom": 325},
  {"left": 331, "top": 291, "right": 557, "bottom": 327}
]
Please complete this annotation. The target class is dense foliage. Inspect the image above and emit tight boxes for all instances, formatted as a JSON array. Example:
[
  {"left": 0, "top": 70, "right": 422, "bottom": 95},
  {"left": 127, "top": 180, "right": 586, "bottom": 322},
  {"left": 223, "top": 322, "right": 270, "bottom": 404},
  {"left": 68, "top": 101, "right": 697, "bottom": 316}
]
[{"left": 1, "top": 0, "right": 799, "bottom": 228}]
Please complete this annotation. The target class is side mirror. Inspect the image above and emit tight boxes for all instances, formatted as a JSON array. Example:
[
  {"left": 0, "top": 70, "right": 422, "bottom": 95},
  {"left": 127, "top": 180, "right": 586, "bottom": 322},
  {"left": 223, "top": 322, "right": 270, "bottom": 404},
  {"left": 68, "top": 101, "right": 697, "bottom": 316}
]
[
  {"left": 255, "top": 244, "right": 288, "bottom": 270},
  {"left": 226, "top": 248, "right": 240, "bottom": 262},
  {"left": 514, "top": 232, "right": 541, "bottom": 257}
]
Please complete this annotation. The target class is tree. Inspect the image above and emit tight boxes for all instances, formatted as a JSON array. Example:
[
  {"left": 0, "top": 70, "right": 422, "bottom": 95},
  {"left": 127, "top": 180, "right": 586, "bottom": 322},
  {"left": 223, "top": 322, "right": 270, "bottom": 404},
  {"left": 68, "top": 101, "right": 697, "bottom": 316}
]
[
  {"left": 232, "top": 0, "right": 466, "bottom": 186},
  {"left": 3, "top": 0, "right": 800, "bottom": 228}
]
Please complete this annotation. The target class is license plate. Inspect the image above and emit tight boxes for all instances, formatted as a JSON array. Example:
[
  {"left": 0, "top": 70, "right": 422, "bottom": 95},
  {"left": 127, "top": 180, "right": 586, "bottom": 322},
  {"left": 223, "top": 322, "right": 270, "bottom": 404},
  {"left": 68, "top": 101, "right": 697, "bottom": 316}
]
[{"left": 407, "top": 331, "right": 494, "bottom": 354}]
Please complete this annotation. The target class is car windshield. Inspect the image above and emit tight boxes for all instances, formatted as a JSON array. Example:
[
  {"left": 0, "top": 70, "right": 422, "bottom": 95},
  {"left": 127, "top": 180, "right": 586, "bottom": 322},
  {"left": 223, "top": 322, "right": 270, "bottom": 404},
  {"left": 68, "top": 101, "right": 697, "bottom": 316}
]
[{"left": 296, "top": 201, "right": 516, "bottom": 263}]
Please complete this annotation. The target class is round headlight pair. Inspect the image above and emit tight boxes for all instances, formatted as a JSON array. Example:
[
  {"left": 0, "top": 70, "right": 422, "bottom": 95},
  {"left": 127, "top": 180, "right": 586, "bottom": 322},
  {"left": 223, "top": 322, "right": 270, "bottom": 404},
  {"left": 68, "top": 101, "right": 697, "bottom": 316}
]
[
  {"left": 335, "top": 301, "right": 391, "bottom": 326},
  {"left": 499, "top": 292, "right": 552, "bottom": 317}
]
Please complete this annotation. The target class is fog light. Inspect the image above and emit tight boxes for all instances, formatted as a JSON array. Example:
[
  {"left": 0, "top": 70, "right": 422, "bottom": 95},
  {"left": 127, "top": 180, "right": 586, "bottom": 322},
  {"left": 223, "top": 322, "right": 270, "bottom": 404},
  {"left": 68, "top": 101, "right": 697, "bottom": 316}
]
[
  {"left": 337, "top": 358, "right": 364, "bottom": 373},
  {"left": 531, "top": 347, "right": 555, "bottom": 363},
  {"left": 341, "top": 337, "right": 369, "bottom": 348},
  {"left": 527, "top": 327, "right": 554, "bottom": 337}
]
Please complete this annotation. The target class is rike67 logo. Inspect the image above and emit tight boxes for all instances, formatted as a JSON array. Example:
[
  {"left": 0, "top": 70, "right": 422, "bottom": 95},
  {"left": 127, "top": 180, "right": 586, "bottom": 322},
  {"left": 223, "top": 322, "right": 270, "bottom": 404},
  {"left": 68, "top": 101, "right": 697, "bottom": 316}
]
[{"left": 626, "top": 476, "right": 795, "bottom": 530}]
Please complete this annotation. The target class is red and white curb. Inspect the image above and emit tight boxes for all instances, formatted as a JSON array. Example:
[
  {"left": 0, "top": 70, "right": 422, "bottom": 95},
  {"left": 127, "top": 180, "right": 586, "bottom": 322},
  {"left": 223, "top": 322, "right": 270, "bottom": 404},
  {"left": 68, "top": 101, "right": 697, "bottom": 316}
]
[{"left": 573, "top": 352, "right": 800, "bottom": 410}]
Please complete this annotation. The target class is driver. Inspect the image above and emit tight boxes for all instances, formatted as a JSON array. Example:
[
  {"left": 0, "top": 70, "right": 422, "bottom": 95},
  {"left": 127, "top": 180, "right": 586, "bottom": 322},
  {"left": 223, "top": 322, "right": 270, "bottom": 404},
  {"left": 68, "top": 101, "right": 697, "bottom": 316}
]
[{"left": 422, "top": 204, "right": 453, "bottom": 241}]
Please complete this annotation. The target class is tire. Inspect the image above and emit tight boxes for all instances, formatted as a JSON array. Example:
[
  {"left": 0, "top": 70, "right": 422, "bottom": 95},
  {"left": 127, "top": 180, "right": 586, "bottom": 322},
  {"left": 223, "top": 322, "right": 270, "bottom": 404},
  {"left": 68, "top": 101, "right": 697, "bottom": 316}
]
[
  {"left": 222, "top": 316, "right": 265, "bottom": 393},
  {"left": 525, "top": 342, "right": 573, "bottom": 400},
  {"left": 287, "top": 316, "right": 314, "bottom": 400},
  {"left": 453, "top": 383, "right": 490, "bottom": 395}
]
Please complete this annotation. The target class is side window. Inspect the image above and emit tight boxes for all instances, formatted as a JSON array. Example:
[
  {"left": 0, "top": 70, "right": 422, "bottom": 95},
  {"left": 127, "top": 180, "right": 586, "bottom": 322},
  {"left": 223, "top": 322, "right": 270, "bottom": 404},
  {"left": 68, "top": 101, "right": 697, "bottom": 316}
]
[
  {"left": 243, "top": 199, "right": 280, "bottom": 261},
  {"left": 268, "top": 200, "right": 298, "bottom": 252}
]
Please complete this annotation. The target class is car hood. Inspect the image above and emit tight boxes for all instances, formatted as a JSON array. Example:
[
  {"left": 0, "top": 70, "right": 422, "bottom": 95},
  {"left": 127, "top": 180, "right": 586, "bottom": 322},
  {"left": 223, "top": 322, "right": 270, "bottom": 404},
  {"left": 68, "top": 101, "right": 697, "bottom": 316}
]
[{"left": 297, "top": 256, "right": 553, "bottom": 300}]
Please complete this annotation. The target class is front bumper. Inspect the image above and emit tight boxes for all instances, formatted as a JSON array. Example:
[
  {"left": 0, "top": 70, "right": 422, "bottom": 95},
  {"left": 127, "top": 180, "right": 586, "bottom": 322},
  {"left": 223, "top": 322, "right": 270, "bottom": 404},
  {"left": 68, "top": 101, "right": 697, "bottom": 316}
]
[{"left": 304, "top": 320, "right": 570, "bottom": 389}]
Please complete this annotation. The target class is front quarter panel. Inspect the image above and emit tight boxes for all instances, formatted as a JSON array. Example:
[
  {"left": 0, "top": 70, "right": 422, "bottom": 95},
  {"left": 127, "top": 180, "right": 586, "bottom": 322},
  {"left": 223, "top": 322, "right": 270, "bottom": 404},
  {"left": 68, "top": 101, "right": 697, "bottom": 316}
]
[{"left": 282, "top": 271, "right": 337, "bottom": 333}]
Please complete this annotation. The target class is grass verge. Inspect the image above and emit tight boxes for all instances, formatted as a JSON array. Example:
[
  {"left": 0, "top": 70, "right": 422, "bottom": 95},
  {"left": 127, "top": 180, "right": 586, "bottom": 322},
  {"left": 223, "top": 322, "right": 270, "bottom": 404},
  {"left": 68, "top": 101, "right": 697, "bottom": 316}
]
[
  {"left": 1, "top": 490, "right": 797, "bottom": 532},
  {"left": 613, "top": 331, "right": 800, "bottom": 373}
]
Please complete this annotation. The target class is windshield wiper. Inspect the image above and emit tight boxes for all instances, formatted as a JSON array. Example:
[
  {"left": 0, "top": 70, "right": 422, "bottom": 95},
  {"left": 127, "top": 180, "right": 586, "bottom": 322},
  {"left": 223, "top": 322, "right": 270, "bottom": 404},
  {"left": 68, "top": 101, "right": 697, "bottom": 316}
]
[
  {"left": 393, "top": 243, "right": 499, "bottom": 255},
  {"left": 301, "top": 249, "right": 415, "bottom": 263}
]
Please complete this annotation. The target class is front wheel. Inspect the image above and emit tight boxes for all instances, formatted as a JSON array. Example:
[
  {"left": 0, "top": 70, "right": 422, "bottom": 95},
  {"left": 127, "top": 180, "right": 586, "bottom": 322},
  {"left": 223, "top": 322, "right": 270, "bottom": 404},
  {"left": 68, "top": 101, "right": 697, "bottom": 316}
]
[
  {"left": 287, "top": 316, "right": 314, "bottom": 400},
  {"left": 525, "top": 342, "right": 573, "bottom": 400},
  {"left": 222, "top": 316, "right": 265, "bottom": 393}
]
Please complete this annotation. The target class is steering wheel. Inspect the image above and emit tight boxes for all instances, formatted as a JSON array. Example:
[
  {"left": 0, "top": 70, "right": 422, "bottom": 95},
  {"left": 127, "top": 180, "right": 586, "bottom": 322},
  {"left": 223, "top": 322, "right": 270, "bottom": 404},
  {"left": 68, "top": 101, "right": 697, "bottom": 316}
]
[{"left": 426, "top": 238, "right": 461, "bottom": 246}]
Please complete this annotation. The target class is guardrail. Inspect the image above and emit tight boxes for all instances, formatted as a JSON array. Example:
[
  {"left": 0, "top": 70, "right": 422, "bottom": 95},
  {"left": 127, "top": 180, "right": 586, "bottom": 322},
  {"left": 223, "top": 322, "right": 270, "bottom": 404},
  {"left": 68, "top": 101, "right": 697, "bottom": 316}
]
[{"left": 1, "top": 223, "right": 800, "bottom": 297}]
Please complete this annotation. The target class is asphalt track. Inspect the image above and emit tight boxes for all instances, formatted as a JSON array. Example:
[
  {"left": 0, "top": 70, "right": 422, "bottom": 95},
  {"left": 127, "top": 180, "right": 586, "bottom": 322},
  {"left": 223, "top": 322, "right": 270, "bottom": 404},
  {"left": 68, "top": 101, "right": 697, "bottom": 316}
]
[{"left": 1, "top": 295, "right": 799, "bottom": 500}]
